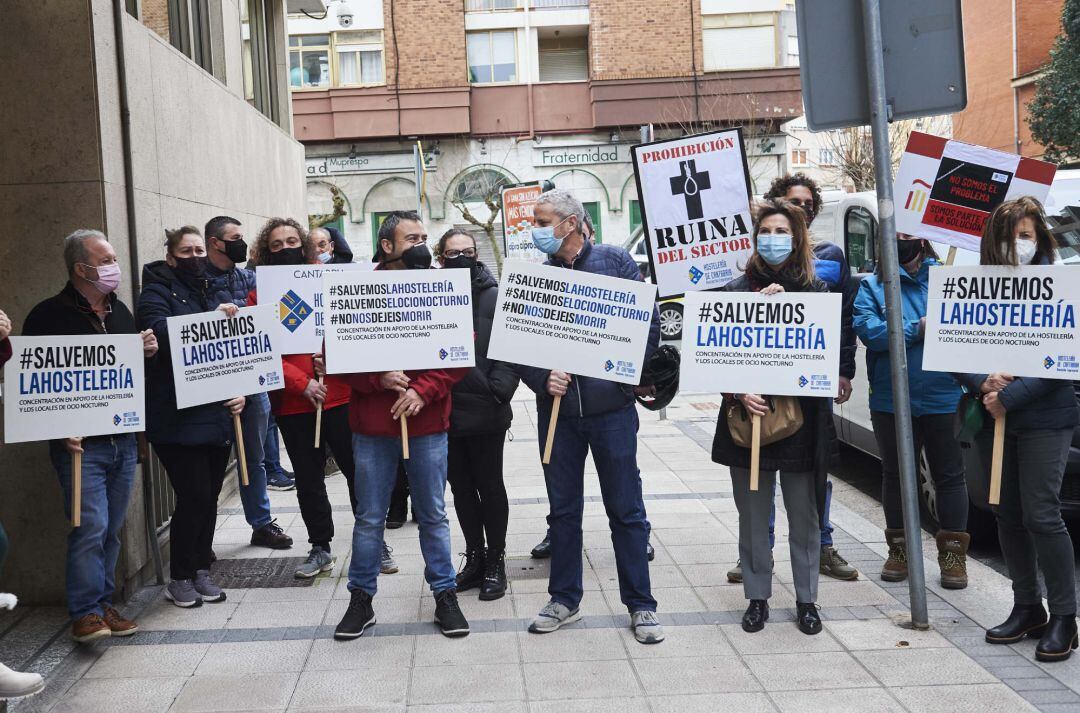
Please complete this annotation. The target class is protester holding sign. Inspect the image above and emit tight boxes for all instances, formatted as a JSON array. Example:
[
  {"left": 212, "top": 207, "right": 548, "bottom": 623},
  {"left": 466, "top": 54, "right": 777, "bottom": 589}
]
[
  {"left": 512, "top": 189, "right": 664, "bottom": 645},
  {"left": 953, "top": 198, "right": 1079, "bottom": 662},
  {"left": 138, "top": 227, "right": 247, "bottom": 609},
  {"left": 853, "top": 234, "right": 970, "bottom": 588},
  {"left": 436, "top": 229, "right": 520, "bottom": 601},
  {"left": 20, "top": 229, "right": 156, "bottom": 642},
  {"left": 333, "top": 211, "right": 471, "bottom": 641},
  {"left": 246, "top": 218, "right": 358, "bottom": 579},
  {"left": 710, "top": 199, "right": 835, "bottom": 637}
]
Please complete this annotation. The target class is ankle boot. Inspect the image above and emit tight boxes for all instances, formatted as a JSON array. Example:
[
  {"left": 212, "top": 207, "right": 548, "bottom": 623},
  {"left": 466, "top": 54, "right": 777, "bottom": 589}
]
[
  {"left": 1036, "top": 615, "right": 1079, "bottom": 662},
  {"left": 881, "top": 529, "right": 908, "bottom": 582},
  {"left": 479, "top": 550, "right": 507, "bottom": 601},
  {"left": 985, "top": 604, "right": 1048, "bottom": 644},
  {"left": 936, "top": 530, "right": 970, "bottom": 590},
  {"left": 455, "top": 546, "right": 486, "bottom": 592}
]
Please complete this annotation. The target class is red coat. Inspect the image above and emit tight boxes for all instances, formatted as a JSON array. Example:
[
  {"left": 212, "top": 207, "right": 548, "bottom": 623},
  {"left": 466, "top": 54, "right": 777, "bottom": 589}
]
[{"left": 345, "top": 368, "right": 468, "bottom": 438}]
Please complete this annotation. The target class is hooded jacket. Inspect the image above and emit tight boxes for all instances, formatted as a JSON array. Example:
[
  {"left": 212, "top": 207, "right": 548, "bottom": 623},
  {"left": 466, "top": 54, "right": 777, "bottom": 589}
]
[
  {"left": 812, "top": 241, "right": 857, "bottom": 380},
  {"left": 324, "top": 226, "right": 355, "bottom": 265}
]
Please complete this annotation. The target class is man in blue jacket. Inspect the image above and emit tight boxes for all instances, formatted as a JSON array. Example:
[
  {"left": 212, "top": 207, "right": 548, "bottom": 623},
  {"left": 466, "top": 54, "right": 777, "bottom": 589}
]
[{"left": 517, "top": 190, "right": 664, "bottom": 644}]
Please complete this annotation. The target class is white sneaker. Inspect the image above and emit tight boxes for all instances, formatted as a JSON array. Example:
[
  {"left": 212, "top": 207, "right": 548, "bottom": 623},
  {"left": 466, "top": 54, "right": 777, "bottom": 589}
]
[
  {"left": 0, "top": 593, "right": 17, "bottom": 611},
  {"left": 0, "top": 663, "right": 45, "bottom": 700},
  {"left": 528, "top": 600, "right": 581, "bottom": 634},
  {"left": 631, "top": 610, "right": 665, "bottom": 644}
]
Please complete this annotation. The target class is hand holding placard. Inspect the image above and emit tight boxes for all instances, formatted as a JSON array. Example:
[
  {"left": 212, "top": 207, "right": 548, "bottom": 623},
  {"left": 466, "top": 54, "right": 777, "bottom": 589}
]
[{"left": 739, "top": 394, "right": 770, "bottom": 491}]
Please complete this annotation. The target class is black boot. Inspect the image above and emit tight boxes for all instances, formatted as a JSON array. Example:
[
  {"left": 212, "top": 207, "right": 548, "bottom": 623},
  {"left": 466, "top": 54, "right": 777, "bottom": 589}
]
[
  {"left": 455, "top": 547, "right": 486, "bottom": 592},
  {"left": 796, "top": 602, "right": 822, "bottom": 635},
  {"left": 531, "top": 533, "right": 552, "bottom": 559},
  {"left": 1036, "top": 615, "right": 1079, "bottom": 662},
  {"left": 985, "top": 604, "right": 1048, "bottom": 644},
  {"left": 741, "top": 600, "right": 769, "bottom": 633},
  {"left": 479, "top": 550, "right": 507, "bottom": 601}
]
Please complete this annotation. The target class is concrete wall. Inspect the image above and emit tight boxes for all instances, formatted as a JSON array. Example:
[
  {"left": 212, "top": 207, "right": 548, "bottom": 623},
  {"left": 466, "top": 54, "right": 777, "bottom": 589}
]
[{"left": 0, "top": 0, "right": 305, "bottom": 604}]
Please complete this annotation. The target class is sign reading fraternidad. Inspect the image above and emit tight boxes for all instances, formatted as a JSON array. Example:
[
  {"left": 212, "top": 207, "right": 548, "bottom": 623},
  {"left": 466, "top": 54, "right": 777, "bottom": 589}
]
[
  {"left": 632, "top": 128, "right": 755, "bottom": 299},
  {"left": 166, "top": 304, "right": 284, "bottom": 409},
  {"left": 488, "top": 260, "right": 657, "bottom": 385},
  {"left": 680, "top": 291, "right": 842, "bottom": 397},
  {"left": 323, "top": 268, "right": 476, "bottom": 374},
  {"left": 922, "top": 265, "right": 1080, "bottom": 380},
  {"left": 3, "top": 334, "right": 145, "bottom": 444},
  {"left": 256, "top": 263, "right": 365, "bottom": 354},
  {"left": 501, "top": 183, "right": 547, "bottom": 264},
  {"left": 895, "top": 132, "right": 1057, "bottom": 252}
]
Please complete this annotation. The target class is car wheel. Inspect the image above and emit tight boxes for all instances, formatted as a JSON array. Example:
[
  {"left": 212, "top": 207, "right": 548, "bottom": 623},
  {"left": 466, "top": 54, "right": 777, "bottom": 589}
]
[{"left": 659, "top": 303, "right": 683, "bottom": 340}]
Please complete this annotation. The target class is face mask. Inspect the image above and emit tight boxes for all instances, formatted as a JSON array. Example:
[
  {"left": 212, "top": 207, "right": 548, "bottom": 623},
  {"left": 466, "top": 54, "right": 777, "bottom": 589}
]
[
  {"left": 400, "top": 244, "right": 432, "bottom": 270},
  {"left": 317, "top": 251, "right": 333, "bottom": 264},
  {"left": 443, "top": 254, "right": 477, "bottom": 271},
  {"left": 897, "top": 239, "right": 924, "bottom": 266},
  {"left": 800, "top": 204, "right": 816, "bottom": 225},
  {"left": 218, "top": 238, "right": 248, "bottom": 264},
  {"left": 531, "top": 216, "right": 571, "bottom": 255},
  {"left": 1014, "top": 239, "right": 1038, "bottom": 265},
  {"left": 757, "top": 233, "right": 793, "bottom": 266},
  {"left": 267, "top": 246, "right": 305, "bottom": 266},
  {"left": 82, "top": 263, "right": 121, "bottom": 295},
  {"left": 173, "top": 255, "right": 208, "bottom": 277}
]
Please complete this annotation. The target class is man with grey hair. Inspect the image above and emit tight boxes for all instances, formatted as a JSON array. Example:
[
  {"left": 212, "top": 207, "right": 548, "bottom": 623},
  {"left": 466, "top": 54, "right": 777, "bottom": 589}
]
[
  {"left": 517, "top": 190, "right": 665, "bottom": 644},
  {"left": 22, "top": 228, "right": 158, "bottom": 643}
]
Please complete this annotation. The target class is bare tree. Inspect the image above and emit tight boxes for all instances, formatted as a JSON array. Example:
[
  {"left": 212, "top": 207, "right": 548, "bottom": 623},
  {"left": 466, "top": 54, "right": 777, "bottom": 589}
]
[
  {"left": 822, "top": 116, "right": 952, "bottom": 190},
  {"left": 307, "top": 183, "right": 347, "bottom": 229}
]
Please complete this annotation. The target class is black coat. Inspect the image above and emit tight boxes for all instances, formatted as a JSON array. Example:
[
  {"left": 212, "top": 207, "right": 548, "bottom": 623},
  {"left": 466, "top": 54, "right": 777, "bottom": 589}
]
[
  {"left": 449, "top": 263, "right": 519, "bottom": 436},
  {"left": 23, "top": 282, "right": 138, "bottom": 338}
]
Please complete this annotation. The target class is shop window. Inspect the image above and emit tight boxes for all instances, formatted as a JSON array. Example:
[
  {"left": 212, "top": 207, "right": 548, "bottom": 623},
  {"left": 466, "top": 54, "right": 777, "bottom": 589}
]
[{"left": 467, "top": 30, "right": 517, "bottom": 84}]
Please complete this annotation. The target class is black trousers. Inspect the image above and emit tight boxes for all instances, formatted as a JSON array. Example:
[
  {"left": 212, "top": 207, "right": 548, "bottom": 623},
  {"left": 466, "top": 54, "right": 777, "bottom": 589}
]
[
  {"left": 447, "top": 433, "right": 509, "bottom": 553},
  {"left": 154, "top": 442, "right": 231, "bottom": 581},
  {"left": 277, "top": 404, "right": 357, "bottom": 551}
]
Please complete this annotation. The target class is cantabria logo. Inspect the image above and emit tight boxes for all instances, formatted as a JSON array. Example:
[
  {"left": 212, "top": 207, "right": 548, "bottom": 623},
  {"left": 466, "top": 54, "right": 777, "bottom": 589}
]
[
  {"left": 279, "top": 289, "right": 313, "bottom": 333},
  {"left": 1045, "top": 356, "right": 1056, "bottom": 370},
  {"left": 113, "top": 414, "right": 122, "bottom": 426},
  {"left": 439, "top": 349, "right": 449, "bottom": 360},
  {"left": 904, "top": 178, "right": 931, "bottom": 212},
  {"left": 604, "top": 360, "right": 615, "bottom": 372},
  {"left": 798, "top": 375, "right": 809, "bottom": 388},
  {"left": 688, "top": 265, "right": 704, "bottom": 284}
]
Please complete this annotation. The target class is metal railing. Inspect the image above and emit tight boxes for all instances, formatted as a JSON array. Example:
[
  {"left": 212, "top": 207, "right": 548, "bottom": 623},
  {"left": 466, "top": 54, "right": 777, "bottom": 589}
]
[
  {"left": 465, "top": 0, "right": 520, "bottom": 11},
  {"left": 530, "top": 0, "right": 588, "bottom": 8}
]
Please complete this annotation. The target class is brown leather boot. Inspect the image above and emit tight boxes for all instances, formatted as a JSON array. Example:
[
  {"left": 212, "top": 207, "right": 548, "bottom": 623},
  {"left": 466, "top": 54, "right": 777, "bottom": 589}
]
[
  {"left": 71, "top": 613, "right": 111, "bottom": 643},
  {"left": 937, "top": 530, "right": 970, "bottom": 589},
  {"left": 881, "top": 529, "right": 908, "bottom": 582},
  {"left": 102, "top": 605, "right": 139, "bottom": 637}
]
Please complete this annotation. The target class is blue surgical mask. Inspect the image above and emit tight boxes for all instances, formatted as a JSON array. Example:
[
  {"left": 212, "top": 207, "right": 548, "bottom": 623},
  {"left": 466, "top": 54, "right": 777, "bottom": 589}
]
[
  {"left": 531, "top": 217, "right": 570, "bottom": 255},
  {"left": 317, "top": 251, "right": 333, "bottom": 264},
  {"left": 757, "top": 233, "right": 793, "bottom": 266}
]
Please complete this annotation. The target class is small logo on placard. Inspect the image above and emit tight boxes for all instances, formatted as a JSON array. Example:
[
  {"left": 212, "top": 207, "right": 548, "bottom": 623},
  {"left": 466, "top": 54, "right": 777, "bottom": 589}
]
[
  {"left": 113, "top": 414, "right": 122, "bottom": 426},
  {"left": 279, "top": 289, "right": 313, "bottom": 333},
  {"left": 1045, "top": 356, "right": 1056, "bottom": 370},
  {"left": 604, "top": 360, "right": 615, "bottom": 372},
  {"left": 688, "top": 266, "right": 704, "bottom": 284},
  {"left": 798, "top": 375, "right": 809, "bottom": 388},
  {"left": 439, "top": 349, "right": 449, "bottom": 361}
]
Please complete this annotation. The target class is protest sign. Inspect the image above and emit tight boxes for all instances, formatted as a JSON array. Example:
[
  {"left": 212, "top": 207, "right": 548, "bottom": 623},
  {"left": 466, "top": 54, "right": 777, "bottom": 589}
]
[
  {"left": 166, "top": 304, "right": 284, "bottom": 409},
  {"left": 631, "top": 128, "right": 754, "bottom": 298},
  {"left": 323, "top": 268, "right": 476, "bottom": 374},
  {"left": 501, "top": 183, "right": 547, "bottom": 263},
  {"left": 895, "top": 132, "right": 1056, "bottom": 252},
  {"left": 256, "top": 262, "right": 365, "bottom": 354}
]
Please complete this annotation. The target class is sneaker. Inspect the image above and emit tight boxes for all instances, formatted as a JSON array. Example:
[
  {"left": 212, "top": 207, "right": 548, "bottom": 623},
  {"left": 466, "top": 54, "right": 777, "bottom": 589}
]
[
  {"left": 193, "top": 570, "right": 227, "bottom": 602},
  {"left": 324, "top": 454, "right": 340, "bottom": 477},
  {"left": 267, "top": 471, "right": 296, "bottom": 491},
  {"left": 102, "top": 605, "right": 139, "bottom": 637},
  {"left": 295, "top": 546, "right": 336, "bottom": 579},
  {"left": 164, "top": 579, "right": 203, "bottom": 608},
  {"left": 727, "top": 560, "right": 743, "bottom": 584},
  {"left": 631, "top": 610, "right": 665, "bottom": 644},
  {"left": 334, "top": 590, "right": 376, "bottom": 640},
  {"left": 528, "top": 600, "right": 582, "bottom": 634},
  {"left": 71, "top": 613, "right": 111, "bottom": 643},
  {"left": 530, "top": 533, "right": 552, "bottom": 559},
  {"left": 251, "top": 519, "right": 294, "bottom": 549},
  {"left": 0, "top": 593, "right": 17, "bottom": 611},
  {"left": 434, "top": 589, "right": 470, "bottom": 637},
  {"left": 820, "top": 546, "right": 859, "bottom": 581},
  {"left": 380, "top": 543, "right": 399, "bottom": 574},
  {"left": 0, "top": 663, "right": 45, "bottom": 700}
]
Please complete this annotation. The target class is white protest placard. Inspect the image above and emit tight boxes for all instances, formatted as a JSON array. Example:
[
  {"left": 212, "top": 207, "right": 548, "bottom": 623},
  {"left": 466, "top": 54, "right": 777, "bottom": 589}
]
[
  {"left": 3, "top": 334, "right": 145, "bottom": 443},
  {"left": 488, "top": 260, "right": 657, "bottom": 385},
  {"left": 680, "top": 291, "right": 842, "bottom": 396},
  {"left": 632, "top": 128, "right": 754, "bottom": 298},
  {"left": 923, "top": 265, "right": 1080, "bottom": 379},
  {"left": 501, "top": 183, "right": 547, "bottom": 264},
  {"left": 895, "top": 132, "right": 1057, "bottom": 252},
  {"left": 256, "top": 262, "right": 365, "bottom": 354},
  {"left": 166, "top": 304, "right": 284, "bottom": 409},
  {"left": 323, "top": 269, "right": 476, "bottom": 374}
]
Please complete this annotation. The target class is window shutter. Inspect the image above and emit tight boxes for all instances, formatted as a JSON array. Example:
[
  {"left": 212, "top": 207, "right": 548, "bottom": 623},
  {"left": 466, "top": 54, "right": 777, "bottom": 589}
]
[{"left": 539, "top": 48, "right": 588, "bottom": 81}]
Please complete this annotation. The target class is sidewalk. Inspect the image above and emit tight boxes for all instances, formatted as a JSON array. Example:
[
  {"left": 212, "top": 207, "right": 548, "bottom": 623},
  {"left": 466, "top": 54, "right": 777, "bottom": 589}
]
[{"left": 4, "top": 389, "right": 1080, "bottom": 712}]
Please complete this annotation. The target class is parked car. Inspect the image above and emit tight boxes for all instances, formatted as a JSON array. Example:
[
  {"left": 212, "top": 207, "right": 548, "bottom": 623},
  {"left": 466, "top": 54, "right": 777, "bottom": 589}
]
[{"left": 624, "top": 226, "right": 685, "bottom": 340}]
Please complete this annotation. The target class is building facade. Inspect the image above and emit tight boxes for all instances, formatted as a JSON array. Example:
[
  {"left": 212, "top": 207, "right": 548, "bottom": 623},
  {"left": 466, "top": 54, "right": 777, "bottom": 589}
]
[
  {"left": 288, "top": 0, "right": 804, "bottom": 262},
  {"left": 0, "top": 0, "right": 306, "bottom": 602}
]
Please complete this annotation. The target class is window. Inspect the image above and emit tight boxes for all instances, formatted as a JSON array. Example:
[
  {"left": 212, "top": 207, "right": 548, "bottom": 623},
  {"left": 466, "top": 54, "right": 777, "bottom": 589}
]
[
  {"left": 538, "top": 34, "right": 588, "bottom": 82},
  {"left": 371, "top": 212, "right": 393, "bottom": 252},
  {"left": 629, "top": 199, "right": 642, "bottom": 235},
  {"left": 168, "top": 0, "right": 214, "bottom": 72},
  {"left": 242, "top": 0, "right": 284, "bottom": 125},
  {"left": 465, "top": 0, "right": 519, "bottom": 10},
  {"left": 336, "top": 30, "right": 384, "bottom": 86},
  {"left": 467, "top": 31, "right": 517, "bottom": 84},
  {"left": 584, "top": 202, "right": 603, "bottom": 243},
  {"left": 818, "top": 148, "right": 836, "bottom": 166},
  {"left": 791, "top": 149, "right": 808, "bottom": 166},
  {"left": 702, "top": 13, "right": 777, "bottom": 71},
  {"left": 844, "top": 206, "right": 877, "bottom": 274},
  {"left": 787, "top": 35, "right": 799, "bottom": 60},
  {"left": 290, "top": 35, "right": 331, "bottom": 88}
]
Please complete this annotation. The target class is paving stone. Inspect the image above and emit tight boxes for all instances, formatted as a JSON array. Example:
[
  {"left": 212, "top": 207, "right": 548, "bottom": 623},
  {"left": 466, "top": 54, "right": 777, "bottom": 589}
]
[
  {"left": 769, "top": 688, "right": 905, "bottom": 713},
  {"left": 647, "top": 692, "right": 775, "bottom": 713},
  {"left": 631, "top": 655, "right": 760, "bottom": 696},
  {"left": 49, "top": 676, "right": 187, "bottom": 713},
  {"left": 742, "top": 651, "right": 878, "bottom": 691},
  {"left": 719, "top": 623, "right": 844, "bottom": 655},
  {"left": 528, "top": 698, "right": 651, "bottom": 713},
  {"left": 524, "top": 660, "right": 643, "bottom": 701},
  {"left": 617, "top": 624, "right": 733, "bottom": 658},
  {"left": 83, "top": 643, "right": 209, "bottom": 679},
  {"left": 289, "top": 668, "right": 408, "bottom": 708},
  {"left": 518, "top": 627, "right": 627, "bottom": 663},
  {"left": 413, "top": 631, "right": 519, "bottom": 667},
  {"left": 825, "top": 619, "right": 952, "bottom": 650},
  {"left": 855, "top": 648, "right": 999, "bottom": 687},
  {"left": 890, "top": 683, "right": 1039, "bottom": 712},
  {"left": 195, "top": 639, "right": 313, "bottom": 675},
  {"left": 171, "top": 673, "right": 299, "bottom": 711},
  {"left": 408, "top": 663, "right": 524, "bottom": 704},
  {"left": 305, "top": 635, "right": 414, "bottom": 670}
]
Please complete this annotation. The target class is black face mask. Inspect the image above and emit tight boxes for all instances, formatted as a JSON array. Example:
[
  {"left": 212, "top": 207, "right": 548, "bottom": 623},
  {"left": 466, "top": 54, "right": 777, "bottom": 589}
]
[
  {"left": 897, "top": 239, "right": 924, "bottom": 265},
  {"left": 218, "top": 238, "right": 249, "bottom": 264},
  {"left": 395, "top": 244, "right": 431, "bottom": 270},
  {"left": 173, "top": 255, "right": 208, "bottom": 277},
  {"left": 267, "top": 247, "right": 305, "bottom": 266},
  {"left": 442, "top": 254, "right": 477, "bottom": 272}
]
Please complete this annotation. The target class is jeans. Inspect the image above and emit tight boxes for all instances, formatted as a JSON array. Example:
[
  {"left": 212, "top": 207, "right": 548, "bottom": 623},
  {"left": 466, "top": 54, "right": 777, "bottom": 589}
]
[
  {"left": 540, "top": 404, "right": 655, "bottom": 613},
  {"left": 238, "top": 392, "right": 272, "bottom": 529},
  {"left": 872, "top": 411, "right": 968, "bottom": 532},
  {"left": 263, "top": 415, "right": 285, "bottom": 476},
  {"left": 447, "top": 433, "right": 509, "bottom": 553},
  {"left": 766, "top": 479, "right": 833, "bottom": 548},
  {"left": 348, "top": 432, "right": 455, "bottom": 596},
  {"left": 48, "top": 435, "right": 138, "bottom": 619}
]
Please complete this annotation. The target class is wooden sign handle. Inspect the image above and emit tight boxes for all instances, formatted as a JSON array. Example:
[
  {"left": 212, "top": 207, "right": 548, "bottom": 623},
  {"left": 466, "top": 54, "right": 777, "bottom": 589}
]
[
  {"left": 314, "top": 375, "right": 325, "bottom": 448},
  {"left": 749, "top": 413, "right": 761, "bottom": 491},
  {"left": 233, "top": 412, "right": 250, "bottom": 486},
  {"left": 72, "top": 448, "right": 83, "bottom": 527},
  {"left": 542, "top": 395, "right": 561, "bottom": 465},
  {"left": 989, "top": 414, "right": 1005, "bottom": 505},
  {"left": 945, "top": 246, "right": 958, "bottom": 266},
  {"left": 400, "top": 414, "right": 410, "bottom": 460}
]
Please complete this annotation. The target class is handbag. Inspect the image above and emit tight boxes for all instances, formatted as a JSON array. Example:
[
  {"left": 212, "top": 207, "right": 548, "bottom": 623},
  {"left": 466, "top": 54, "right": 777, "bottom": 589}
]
[
  {"left": 954, "top": 390, "right": 985, "bottom": 444},
  {"left": 727, "top": 395, "right": 804, "bottom": 448}
]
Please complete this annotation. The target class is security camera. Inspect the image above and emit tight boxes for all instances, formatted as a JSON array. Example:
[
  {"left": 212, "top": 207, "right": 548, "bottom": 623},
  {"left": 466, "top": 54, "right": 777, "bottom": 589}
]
[{"left": 336, "top": 0, "right": 355, "bottom": 27}]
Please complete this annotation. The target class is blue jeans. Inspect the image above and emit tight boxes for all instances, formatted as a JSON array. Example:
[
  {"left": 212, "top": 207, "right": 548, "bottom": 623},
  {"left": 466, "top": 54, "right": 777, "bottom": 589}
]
[
  {"left": 541, "top": 404, "right": 655, "bottom": 613},
  {"left": 768, "top": 479, "right": 833, "bottom": 548},
  {"left": 239, "top": 392, "right": 272, "bottom": 529},
  {"left": 348, "top": 432, "right": 455, "bottom": 596},
  {"left": 264, "top": 415, "right": 285, "bottom": 475},
  {"left": 49, "top": 435, "right": 137, "bottom": 620}
]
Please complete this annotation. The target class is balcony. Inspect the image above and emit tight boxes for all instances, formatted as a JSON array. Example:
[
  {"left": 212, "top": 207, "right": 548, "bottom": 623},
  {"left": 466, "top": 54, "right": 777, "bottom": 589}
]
[{"left": 464, "top": 0, "right": 588, "bottom": 10}]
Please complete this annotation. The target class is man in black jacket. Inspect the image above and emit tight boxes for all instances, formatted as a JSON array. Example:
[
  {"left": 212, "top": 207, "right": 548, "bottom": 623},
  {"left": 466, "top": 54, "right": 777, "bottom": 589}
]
[{"left": 22, "top": 229, "right": 158, "bottom": 643}]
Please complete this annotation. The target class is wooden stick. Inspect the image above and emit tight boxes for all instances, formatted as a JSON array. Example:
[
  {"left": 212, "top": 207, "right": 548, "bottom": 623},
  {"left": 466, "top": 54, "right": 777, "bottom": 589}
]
[
  {"left": 542, "top": 395, "right": 562, "bottom": 465},
  {"left": 72, "top": 448, "right": 83, "bottom": 527},
  {"left": 314, "top": 375, "right": 325, "bottom": 448},
  {"left": 989, "top": 414, "right": 1006, "bottom": 505},
  {"left": 233, "top": 412, "right": 250, "bottom": 486},
  {"left": 400, "top": 415, "right": 410, "bottom": 460},
  {"left": 749, "top": 413, "right": 762, "bottom": 491},
  {"left": 945, "top": 246, "right": 958, "bottom": 266}
]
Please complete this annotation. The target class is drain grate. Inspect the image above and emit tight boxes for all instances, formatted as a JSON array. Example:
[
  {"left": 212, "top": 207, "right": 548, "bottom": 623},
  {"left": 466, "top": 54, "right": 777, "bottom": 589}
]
[
  {"left": 209, "top": 557, "right": 316, "bottom": 588},
  {"left": 506, "top": 556, "right": 550, "bottom": 581}
]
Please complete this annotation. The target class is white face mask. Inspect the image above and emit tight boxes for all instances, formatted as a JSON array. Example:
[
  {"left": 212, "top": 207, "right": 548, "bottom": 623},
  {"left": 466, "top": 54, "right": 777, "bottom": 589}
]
[{"left": 1015, "top": 239, "right": 1038, "bottom": 265}]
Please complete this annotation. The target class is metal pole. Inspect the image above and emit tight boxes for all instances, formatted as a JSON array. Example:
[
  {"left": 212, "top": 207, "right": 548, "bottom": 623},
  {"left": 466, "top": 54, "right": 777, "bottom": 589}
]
[{"left": 860, "top": 0, "right": 929, "bottom": 629}]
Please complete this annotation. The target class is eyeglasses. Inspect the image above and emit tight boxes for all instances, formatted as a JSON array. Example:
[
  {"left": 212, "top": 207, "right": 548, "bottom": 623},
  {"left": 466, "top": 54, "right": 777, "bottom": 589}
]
[{"left": 443, "top": 248, "right": 477, "bottom": 259}]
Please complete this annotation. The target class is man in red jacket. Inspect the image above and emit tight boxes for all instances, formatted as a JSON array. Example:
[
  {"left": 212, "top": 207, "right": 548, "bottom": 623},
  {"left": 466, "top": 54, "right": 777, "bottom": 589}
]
[{"left": 333, "top": 211, "right": 471, "bottom": 640}]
